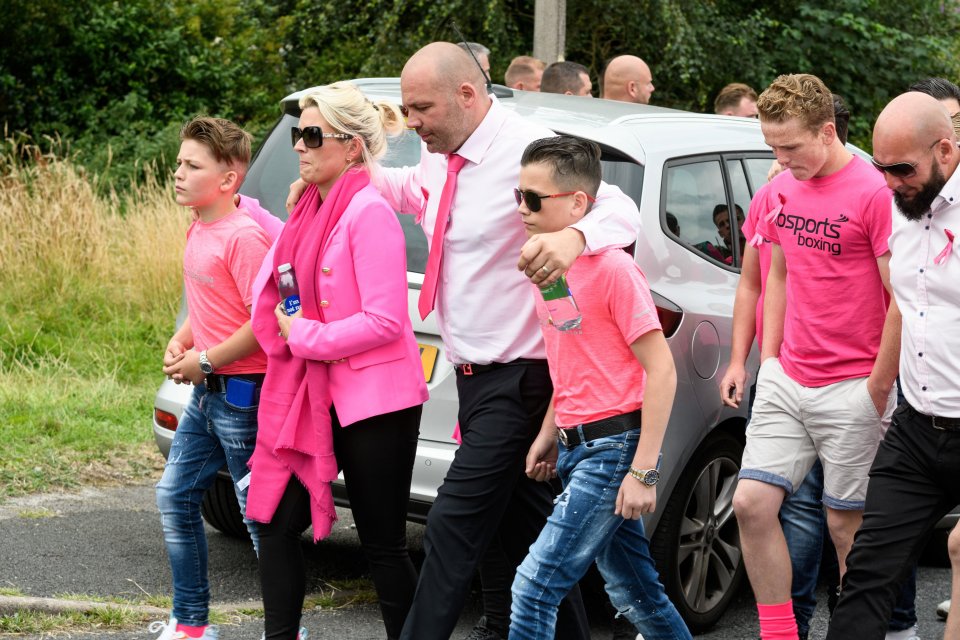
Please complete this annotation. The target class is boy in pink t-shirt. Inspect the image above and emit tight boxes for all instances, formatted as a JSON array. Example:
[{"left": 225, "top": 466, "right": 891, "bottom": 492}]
[
  {"left": 730, "top": 75, "right": 899, "bottom": 640},
  {"left": 152, "top": 117, "right": 272, "bottom": 640},
  {"left": 509, "top": 136, "right": 691, "bottom": 640}
]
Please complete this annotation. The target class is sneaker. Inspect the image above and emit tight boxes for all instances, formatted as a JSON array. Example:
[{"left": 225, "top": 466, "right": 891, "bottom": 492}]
[
  {"left": 462, "top": 617, "right": 504, "bottom": 640},
  {"left": 939, "top": 598, "right": 952, "bottom": 620},
  {"left": 884, "top": 625, "right": 920, "bottom": 640},
  {"left": 148, "top": 618, "right": 219, "bottom": 640}
]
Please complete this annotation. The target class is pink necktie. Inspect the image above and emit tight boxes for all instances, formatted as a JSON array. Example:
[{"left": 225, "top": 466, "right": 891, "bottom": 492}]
[{"left": 418, "top": 153, "right": 467, "bottom": 319}]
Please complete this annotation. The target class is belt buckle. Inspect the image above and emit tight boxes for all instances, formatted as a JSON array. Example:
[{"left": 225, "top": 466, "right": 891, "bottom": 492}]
[
  {"left": 931, "top": 416, "right": 954, "bottom": 431},
  {"left": 557, "top": 428, "right": 570, "bottom": 447},
  {"left": 461, "top": 364, "right": 474, "bottom": 376}
]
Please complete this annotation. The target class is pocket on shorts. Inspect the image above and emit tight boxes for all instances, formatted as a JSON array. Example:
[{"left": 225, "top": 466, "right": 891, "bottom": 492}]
[{"left": 854, "top": 377, "right": 881, "bottom": 420}]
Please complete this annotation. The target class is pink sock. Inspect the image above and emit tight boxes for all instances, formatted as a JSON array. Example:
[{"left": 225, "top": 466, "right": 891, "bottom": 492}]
[
  {"left": 757, "top": 600, "right": 798, "bottom": 640},
  {"left": 175, "top": 624, "right": 207, "bottom": 638}
]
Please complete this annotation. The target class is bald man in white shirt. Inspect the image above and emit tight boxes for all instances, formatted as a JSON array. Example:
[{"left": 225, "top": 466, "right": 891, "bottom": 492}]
[
  {"left": 383, "top": 43, "right": 641, "bottom": 640},
  {"left": 827, "top": 91, "right": 960, "bottom": 640}
]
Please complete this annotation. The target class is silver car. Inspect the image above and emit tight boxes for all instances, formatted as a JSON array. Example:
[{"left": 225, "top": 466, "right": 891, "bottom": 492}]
[{"left": 153, "top": 78, "right": 776, "bottom": 632}]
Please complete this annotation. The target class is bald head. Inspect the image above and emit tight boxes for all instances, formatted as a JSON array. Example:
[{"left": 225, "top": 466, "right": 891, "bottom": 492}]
[
  {"left": 874, "top": 91, "right": 959, "bottom": 220},
  {"left": 874, "top": 92, "right": 955, "bottom": 163},
  {"left": 602, "top": 55, "right": 654, "bottom": 104},
  {"left": 400, "top": 42, "right": 492, "bottom": 154}
]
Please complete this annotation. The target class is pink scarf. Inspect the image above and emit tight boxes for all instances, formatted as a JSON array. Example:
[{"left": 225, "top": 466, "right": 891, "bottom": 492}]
[{"left": 247, "top": 167, "right": 370, "bottom": 541}]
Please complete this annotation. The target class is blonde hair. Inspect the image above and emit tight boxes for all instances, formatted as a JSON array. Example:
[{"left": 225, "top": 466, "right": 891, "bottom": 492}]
[
  {"left": 299, "top": 82, "right": 405, "bottom": 175},
  {"left": 757, "top": 74, "right": 835, "bottom": 133}
]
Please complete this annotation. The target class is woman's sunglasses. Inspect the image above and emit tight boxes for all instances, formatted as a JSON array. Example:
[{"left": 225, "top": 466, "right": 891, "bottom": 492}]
[
  {"left": 513, "top": 188, "right": 596, "bottom": 212},
  {"left": 291, "top": 126, "right": 352, "bottom": 149}
]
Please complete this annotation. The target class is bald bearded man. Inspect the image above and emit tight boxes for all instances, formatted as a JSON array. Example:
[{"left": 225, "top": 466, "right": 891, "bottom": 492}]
[
  {"left": 601, "top": 54, "right": 655, "bottom": 104},
  {"left": 826, "top": 92, "right": 960, "bottom": 640}
]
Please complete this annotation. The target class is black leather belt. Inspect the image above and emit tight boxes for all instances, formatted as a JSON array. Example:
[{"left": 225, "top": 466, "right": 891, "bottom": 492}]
[
  {"left": 456, "top": 358, "right": 545, "bottom": 376},
  {"left": 204, "top": 373, "right": 265, "bottom": 393},
  {"left": 905, "top": 403, "right": 960, "bottom": 431},
  {"left": 558, "top": 410, "right": 642, "bottom": 448}
]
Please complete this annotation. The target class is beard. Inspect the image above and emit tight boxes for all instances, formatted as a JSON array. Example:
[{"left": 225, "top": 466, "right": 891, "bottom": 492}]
[{"left": 894, "top": 162, "right": 946, "bottom": 221}]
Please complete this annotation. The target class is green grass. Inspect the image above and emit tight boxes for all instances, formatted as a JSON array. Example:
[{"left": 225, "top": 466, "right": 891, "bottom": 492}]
[
  {"left": 0, "top": 607, "right": 143, "bottom": 634},
  {"left": 0, "top": 141, "right": 184, "bottom": 499}
]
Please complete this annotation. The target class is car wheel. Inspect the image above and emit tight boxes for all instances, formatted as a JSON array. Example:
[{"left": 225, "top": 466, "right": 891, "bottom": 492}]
[
  {"left": 200, "top": 474, "right": 249, "bottom": 539},
  {"left": 651, "top": 430, "right": 745, "bottom": 633}
]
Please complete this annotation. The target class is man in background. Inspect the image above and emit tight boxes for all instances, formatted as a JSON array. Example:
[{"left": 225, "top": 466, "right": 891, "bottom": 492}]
[
  {"left": 540, "top": 61, "right": 592, "bottom": 97},
  {"left": 715, "top": 82, "right": 759, "bottom": 117},
  {"left": 504, "top": 55, "right": 545, "bottom": 91},
  {"left": 601, "top": 55, "right": 654, "bottom": 104}
]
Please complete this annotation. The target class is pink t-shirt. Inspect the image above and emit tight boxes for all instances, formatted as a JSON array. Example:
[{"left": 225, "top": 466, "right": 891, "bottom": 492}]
[
  {"left": 756, "top": 156, "right": 891, "bottom": 387},
  {"left": 183, "top": 208, "right": 272, "bottom": 374},
  {"left": 534, "top": 249, "right": 662, "bottom": 428},
  {"left": 742, "top": 182, "right": 775, "bottom": 352}
]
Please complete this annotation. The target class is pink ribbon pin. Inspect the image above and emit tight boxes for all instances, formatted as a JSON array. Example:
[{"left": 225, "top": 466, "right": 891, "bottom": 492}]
[
  {"left": 764, "top": 193, "right": 786, "bottom": 223},
  {"left": 934, "top": 229, "right": 955, "bottom": 266}
]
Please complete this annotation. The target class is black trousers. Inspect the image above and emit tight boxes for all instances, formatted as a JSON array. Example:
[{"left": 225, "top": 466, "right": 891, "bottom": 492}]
[
  {"left": 826, "top": 403, "right": 960, "bottom": 639},
  {"left": 259, "top": 404, "right": 422, "bottom": 640},
  {"left": 399, "top": 361, "right": 589, "bottom": 640}
]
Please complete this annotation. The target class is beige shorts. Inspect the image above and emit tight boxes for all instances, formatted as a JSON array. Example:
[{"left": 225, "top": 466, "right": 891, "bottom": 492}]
[{"left": 739, "top": 358, "right": 896, "bottom": 510}]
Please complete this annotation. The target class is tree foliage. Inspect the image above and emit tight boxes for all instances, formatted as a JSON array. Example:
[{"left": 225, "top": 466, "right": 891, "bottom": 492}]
[{"left": 1, "top": 0, "right": 958, "bottom": 186}]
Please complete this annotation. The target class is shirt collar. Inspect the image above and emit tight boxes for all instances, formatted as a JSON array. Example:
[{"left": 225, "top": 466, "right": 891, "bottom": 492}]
[
  {"left": 931, "top": 163, "right": 960, "bottom": 214},
  {"left": 454, "top": 95, "right": 507, "bottom": 166}
]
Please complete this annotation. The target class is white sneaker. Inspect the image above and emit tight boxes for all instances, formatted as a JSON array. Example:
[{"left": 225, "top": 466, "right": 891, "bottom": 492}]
[
  {"left": 148, "top": 617, "right": 219, "bottom": 640},
  {"left": 939, "top": 598, "right": 952, "bottom": 620},
  {"left": 884, "top": 625, "right": 920, "bottom": 640}
]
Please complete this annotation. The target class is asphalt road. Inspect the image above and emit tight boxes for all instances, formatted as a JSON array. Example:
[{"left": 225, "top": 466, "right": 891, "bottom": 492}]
[{"left": 0, "top": 483, "right": 951, "bottom": 639}]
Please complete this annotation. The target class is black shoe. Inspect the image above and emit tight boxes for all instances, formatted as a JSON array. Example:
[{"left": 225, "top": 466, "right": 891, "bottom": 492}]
[
  {"left": 462, "top": 617, "right": 505, "bottom": 640},
  {"left": 611, "top": 615, "right": 635, "bottom": 640}
]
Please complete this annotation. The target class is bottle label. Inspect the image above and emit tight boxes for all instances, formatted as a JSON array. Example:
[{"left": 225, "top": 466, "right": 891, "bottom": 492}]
[{"left": 283, "top": 295, "right": 301, "bottom": 316}]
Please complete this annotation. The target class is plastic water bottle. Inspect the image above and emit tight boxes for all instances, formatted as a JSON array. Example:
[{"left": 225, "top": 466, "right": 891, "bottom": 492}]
[
  {"left": 540, "top": 274, "right": 581, "bottom": 331},
  {"left": 277, "top": 263, "right": 301, "bottom": 316}
]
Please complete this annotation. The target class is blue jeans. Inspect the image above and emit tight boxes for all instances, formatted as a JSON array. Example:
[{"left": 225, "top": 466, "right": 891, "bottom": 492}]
[
  {"left": 155, "top": 383, "right": 260, "bottom": 626},
  {"left": 509, "top": 429, "right": 692, "bottom": 640}
]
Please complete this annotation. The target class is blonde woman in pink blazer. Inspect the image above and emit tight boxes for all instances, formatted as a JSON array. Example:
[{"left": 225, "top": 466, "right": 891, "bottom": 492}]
[{"left": 244, "top": 82, "right": 428, "bottom": 640}]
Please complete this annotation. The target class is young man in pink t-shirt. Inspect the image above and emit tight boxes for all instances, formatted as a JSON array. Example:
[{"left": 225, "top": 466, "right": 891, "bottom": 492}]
[
  {"left": 730, "top": 74, "right": 900, "bottom": 640},
  {"left": 509, "top": 136, "right": 691, "bottom": 640},
  {"left": 152, "top": 117, "right": 272, "bottom": 640}
]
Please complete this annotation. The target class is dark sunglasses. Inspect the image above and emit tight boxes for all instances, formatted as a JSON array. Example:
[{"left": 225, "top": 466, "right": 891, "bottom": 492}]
[
  {"left": 291, "top": 126, "right": 353, "bottom": 149},
  {"left": 513, "top": 188, "right": 596, "bottom": 212},
  {"left": 871, "top": 139, "right": 941, "bottom": 179}
]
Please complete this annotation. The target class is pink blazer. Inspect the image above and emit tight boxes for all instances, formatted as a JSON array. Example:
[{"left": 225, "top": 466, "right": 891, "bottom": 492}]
[{"left": 249, "top": 184, "right": 428, "bottom": 426}]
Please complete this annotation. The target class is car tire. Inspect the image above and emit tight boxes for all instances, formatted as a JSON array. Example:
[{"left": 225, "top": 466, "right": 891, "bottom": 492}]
[
  {"left": 651, "top": 430, "right": 745, "bottom": 633},
  {"left": 200, "top": 474, "right": 249, "bottom": 539}
]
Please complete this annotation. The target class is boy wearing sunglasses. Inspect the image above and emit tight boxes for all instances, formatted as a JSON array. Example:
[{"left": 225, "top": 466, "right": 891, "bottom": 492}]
[
  {"left": 731, "top": 74, "right": 899, "bottom": 640},
  {"left": 152, "top": 117, "right": 273, "bottom": 640},
  {"left": 511, "top": 135, "right": 691, "bottom": 640}
]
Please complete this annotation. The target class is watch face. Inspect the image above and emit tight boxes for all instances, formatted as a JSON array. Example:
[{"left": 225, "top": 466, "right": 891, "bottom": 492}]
[
  {"left": 200, "top": 362, "right": 214, "bottom": 374},
  {"left": 643, "top": 469, "right": 660, "bottom": 486}
]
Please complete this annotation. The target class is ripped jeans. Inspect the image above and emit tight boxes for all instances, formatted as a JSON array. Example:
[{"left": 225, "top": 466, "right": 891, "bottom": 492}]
[
  {"left": 156, "top": 382, "right": 260, "bottom": 627},
  {"left": 509, "top": 428, "right": 692, "bottom": 640}
]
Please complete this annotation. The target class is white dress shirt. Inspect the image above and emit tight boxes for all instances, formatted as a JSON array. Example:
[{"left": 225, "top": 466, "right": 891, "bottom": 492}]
[
  {"left": 889, "top": 163, "right": 960, "bottom": 417},
  {"left": 376, "top": 97, "right": 641, "bottom": 365}
]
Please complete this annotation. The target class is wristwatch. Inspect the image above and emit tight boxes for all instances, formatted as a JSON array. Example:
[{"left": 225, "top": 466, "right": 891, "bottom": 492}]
[
  {"left": 198, "top": 350, "right": 215, "bottom": 375},
  {"left": 629, "top": 467, "right": 660, "bottom": 487}
]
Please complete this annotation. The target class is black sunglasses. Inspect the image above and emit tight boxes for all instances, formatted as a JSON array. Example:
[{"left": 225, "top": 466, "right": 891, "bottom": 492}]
[
  {"left": 871, "top": 139, "right": 941, "bottom": 179},
  {"left": 291, "top": 126, "right": 353, "bottom": 149},
  {"left": 514, "top": 188, "right": 596, "bottom": 212}
]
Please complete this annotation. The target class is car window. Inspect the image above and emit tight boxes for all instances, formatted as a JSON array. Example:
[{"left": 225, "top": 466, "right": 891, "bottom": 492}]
[
  {"left": 743, "top": 158, "right": 775, "bottom": 193},
  {"left": 662, "top": 159, "right": 737, "bottom": 268},
  {"left": 240, "top": 115, "right": 428, "bottom": 273}
]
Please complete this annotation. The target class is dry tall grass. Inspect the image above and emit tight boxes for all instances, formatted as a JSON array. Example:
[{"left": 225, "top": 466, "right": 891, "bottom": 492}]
[{"left": 0, "top": 138, "right": 188, "bottom": 313}]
